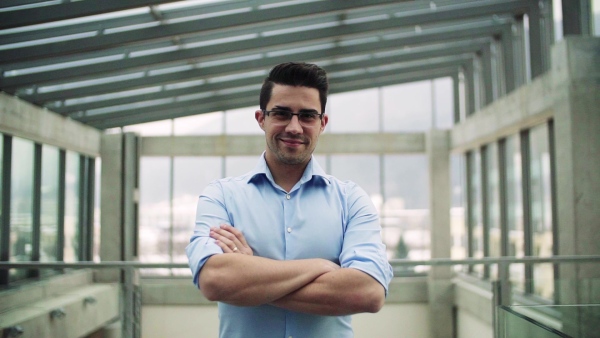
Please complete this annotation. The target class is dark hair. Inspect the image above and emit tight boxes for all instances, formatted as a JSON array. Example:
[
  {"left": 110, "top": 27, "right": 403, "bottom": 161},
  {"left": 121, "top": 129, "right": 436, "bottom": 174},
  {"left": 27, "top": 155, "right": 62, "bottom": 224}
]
[{"left": 259, "top": 62, "right": 329, "bottom": 113}]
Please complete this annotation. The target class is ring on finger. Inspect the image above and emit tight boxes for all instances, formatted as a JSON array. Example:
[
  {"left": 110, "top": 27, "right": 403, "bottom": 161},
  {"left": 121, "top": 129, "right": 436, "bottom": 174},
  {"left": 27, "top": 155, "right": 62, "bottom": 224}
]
[{"left": 233, "top": 247, "right": 239, "bottom": 252}]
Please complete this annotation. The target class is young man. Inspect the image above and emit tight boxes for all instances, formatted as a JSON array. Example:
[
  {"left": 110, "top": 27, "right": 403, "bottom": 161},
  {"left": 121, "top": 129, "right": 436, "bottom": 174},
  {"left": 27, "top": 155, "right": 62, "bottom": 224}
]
[{"left": 186, "top": 62, "right": 393, "bottom": 338}]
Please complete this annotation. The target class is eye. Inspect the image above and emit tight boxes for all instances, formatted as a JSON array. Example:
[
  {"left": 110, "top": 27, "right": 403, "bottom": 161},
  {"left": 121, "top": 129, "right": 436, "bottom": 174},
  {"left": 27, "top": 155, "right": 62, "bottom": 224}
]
[
  {"left": 299, "top": 112, "right": 318, "bottom": 120},
  {"left": 272, "top": 111, "right": 291, "bottom": 119}
]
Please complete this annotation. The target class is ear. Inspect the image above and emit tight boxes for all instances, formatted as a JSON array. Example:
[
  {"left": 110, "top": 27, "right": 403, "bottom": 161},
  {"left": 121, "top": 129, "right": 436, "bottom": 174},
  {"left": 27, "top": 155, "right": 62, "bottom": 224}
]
[
  {"left": 255, "top": 110, "right": 265, "bottom": 130},
  {"left": 319, "top": 114, "right": 329, "bottom": 133}
]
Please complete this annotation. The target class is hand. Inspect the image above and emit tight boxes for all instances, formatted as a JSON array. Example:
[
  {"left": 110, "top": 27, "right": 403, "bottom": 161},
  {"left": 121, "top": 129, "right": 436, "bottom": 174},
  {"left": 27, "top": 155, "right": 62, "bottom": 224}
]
[{"left": 210, "top": 224, "right": 253, "bottom": 256}]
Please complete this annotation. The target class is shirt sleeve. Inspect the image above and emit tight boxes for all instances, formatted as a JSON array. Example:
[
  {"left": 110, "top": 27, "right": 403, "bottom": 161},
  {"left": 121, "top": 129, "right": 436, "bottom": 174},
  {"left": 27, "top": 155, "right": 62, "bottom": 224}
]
[
  {"left": 338, "top": 182, "right": 394, "bottom": 295},
  {"left": 185, "top": 180, "right": 231, "bottom": 287}
]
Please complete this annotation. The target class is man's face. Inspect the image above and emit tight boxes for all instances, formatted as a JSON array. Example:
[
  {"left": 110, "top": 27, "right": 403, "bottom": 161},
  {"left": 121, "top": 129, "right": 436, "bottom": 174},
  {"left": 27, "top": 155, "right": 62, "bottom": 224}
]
[{"left": 255, "top": 84, "right": 328, "bottom": 167}]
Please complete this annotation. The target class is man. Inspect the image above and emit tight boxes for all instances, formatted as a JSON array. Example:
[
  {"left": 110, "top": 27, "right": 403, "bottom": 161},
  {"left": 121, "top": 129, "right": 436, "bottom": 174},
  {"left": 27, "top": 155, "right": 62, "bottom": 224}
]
[{"left": 186, "top": 62, "right": 393, "bottom": 338}]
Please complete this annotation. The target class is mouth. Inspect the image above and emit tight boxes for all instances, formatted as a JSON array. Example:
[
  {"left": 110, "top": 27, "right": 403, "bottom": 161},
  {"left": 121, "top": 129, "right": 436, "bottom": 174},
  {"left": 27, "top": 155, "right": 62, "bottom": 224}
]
[{"left": 279, "top": 137, "right": 305, "bottom": 147}]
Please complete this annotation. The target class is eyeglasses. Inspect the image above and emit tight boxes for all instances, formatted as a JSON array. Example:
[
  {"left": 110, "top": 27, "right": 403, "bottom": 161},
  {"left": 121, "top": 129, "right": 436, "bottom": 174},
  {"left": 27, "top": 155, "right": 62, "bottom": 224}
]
[{"left": 262, "top": 109, "right": 323, "bottom": 126}]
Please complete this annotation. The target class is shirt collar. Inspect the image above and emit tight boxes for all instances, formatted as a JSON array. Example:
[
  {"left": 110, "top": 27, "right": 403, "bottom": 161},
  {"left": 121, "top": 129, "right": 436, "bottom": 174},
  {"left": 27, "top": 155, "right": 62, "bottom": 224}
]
[{"left": 247, "top": 152, "right": 331, "bottom": 186}]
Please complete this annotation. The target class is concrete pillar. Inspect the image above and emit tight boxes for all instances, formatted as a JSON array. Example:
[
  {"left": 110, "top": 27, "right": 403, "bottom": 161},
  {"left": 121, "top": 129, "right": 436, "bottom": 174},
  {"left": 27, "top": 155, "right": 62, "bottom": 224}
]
[
  {"left": 99, "top": 132, "right": 141, "bottom": 338},
  {"left": 552, "top": 37, "right": 600, "bottom": 337},
  {"left": 427, "top": 129, "right": 454, "bottom": 338}
]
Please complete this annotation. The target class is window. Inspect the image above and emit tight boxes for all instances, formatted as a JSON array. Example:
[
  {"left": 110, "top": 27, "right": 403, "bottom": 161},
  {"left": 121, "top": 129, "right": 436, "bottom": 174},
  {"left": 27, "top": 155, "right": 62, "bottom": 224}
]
[
  {"left": 504, "top": 135, "right": 525, "bottom": 291},
  {"left": 328, "top": 89, "right": 379, "bottom": 133},
  {"left": 64, "top": 151, "right": 80, "bottom": 262},
  {"left": 382, "top": 80, "right": 433, "bottom": 132},
  {"left": 40, "top": 145, "right": 60, "bottom": 262},
  {"left": 10, "top": 137, "right": 34, "bottom": 281},
  {"left": 450, "top": 154, "right": 467, "bottom": 261},
  {"left": 529, "top": 124, "right": 554, "bottom": 299},
  {"left": 467, "top": 150, "right": 484, "bottom": 277},
  {"left": 139, "top": 157, "right": 171, "bottom": 273},
  {"left": 383, "top": 154, "right": 430, "bottom": 269},
  {"left": 483, "top": 143, "right": 501, "bottom": 279}
]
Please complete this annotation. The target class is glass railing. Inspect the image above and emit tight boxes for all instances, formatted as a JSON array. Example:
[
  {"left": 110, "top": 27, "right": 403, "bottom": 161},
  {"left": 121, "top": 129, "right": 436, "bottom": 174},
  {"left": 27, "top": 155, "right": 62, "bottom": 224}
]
[{"left": 499, "top": 304, "right": 600, "bottom": 338}]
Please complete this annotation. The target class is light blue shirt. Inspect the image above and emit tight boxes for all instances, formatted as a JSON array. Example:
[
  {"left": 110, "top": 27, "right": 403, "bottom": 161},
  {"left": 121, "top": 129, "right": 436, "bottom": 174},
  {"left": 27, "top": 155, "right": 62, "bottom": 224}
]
[{"left": 186, "top": 154, "right": 393, "bottom": 338}]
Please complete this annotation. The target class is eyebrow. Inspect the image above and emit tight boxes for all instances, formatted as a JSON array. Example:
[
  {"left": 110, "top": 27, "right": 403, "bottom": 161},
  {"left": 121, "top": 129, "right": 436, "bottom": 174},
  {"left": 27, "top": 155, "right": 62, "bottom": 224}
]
[{"left": 272, "top": 105, "right": 320, "bottom": 113}]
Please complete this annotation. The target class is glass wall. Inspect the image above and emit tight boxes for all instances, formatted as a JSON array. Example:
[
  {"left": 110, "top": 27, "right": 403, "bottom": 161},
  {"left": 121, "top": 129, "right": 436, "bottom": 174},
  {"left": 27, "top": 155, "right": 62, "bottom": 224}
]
[
  {"left": 40, "top": 145, "right": 60, "bottom": 262},
  {"left": 10, "top": 137, "right": 34, "bottom": 281},
  {"left": 135, "top": 79, "right": 451, "bottom": 274},
  {"left": 139, "top": 157, "right": 171, "bottom": 269},
  {"left": 459, "top": 121, "right": 556, "bottom": 301},
  {"left": 1, "top": 135, "right": 92, "bottom": 285},
  {"left": 467, "top": 150, "right": 484, "bottom": 276},
  {"left": 529, "top": 124, "right": 554, "bottom": 299},
  {"left": 484, "top": 143, "right": 501, "bottom": 279},
  {"left": 505, "top": 135, "right": 525, "bottom": 291},
  {"left": 383, "top": 154, "right": 429, "bottom": 268},
  {"left": 64, "top": 151, "right": 80, "bottom": 262}
]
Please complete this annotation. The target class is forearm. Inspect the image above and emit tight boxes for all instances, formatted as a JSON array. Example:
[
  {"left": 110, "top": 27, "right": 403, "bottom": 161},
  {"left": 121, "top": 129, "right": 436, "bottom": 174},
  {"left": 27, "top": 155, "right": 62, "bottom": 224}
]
[
  {"left": 270, "top": 268, "right": 385, "bottom": 316},
  {"left": 199, "top": 254, "right": 336, "bottom": 306}
]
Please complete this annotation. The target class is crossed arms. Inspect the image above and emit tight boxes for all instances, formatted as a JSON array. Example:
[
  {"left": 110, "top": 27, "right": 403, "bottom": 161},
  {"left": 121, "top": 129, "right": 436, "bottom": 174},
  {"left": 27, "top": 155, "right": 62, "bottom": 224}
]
[{"left": 198, "top": 224, "right": 386, "bottom": 316}]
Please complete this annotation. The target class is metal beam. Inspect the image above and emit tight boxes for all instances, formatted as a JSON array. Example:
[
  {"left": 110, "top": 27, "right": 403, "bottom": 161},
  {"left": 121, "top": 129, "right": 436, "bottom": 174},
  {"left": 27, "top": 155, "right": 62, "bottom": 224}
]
[
  {"left": 0, "top": 1, "right": 528, "bottom": 87},
  {"left": 83, "top": 60, "right": 466, "bottom": 128},
  {"left": 0, "top": 0, "right": 183, "bottom": 30},
  {"left": 50, "top": 42, "right": 484, "bottom": 114},
  {"left": 0, "top": 0, "right": 403, "bottom": 63},
  {"left": 21, "top": 22, "right": 508, "bottom": 104}
]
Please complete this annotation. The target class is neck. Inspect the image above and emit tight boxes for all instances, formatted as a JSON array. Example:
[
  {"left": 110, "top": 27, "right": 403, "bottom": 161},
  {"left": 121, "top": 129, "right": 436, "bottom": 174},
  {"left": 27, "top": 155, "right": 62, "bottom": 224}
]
[{"left": 265, "top": 156, "right": 309, "bottom": 192}]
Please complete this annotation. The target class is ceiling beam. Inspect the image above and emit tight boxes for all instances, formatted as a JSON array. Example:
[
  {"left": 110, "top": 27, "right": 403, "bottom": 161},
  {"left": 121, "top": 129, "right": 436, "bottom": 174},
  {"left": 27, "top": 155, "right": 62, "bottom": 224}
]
[
  {"left": 0, "top": 0, "right": 402, "bottom": 63},
  {"left": 75, "top": 56, "right": 469, "bottom": 125},
  {"left": 0, "top": 0, "right": 183, "bottom": 30},
  {"left": 48, "top": 41, "right": 485, "bottom": 113},
  {"left": 89, "top": 65, "right": 458, "bottom": 129},
  {"left": 10, "top": 20, "right": 509, "bottom": 99}
]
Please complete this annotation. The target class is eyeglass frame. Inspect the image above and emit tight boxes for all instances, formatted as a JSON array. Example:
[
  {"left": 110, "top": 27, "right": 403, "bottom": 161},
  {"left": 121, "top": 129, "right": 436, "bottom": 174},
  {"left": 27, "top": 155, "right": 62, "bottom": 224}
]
[{"left": 261, "top": 109, "right": 324, "bottom": 126}]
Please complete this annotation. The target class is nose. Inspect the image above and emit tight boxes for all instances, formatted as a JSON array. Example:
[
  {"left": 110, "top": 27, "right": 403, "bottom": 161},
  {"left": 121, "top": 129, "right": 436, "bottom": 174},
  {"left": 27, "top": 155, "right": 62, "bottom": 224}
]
[{"left": 285, "top": 115, "right": 303, "bottom": 134}]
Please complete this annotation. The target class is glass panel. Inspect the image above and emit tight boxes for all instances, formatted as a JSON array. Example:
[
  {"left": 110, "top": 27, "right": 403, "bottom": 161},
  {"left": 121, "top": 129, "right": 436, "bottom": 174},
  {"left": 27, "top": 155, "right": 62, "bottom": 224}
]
[
  {"left": 172, "top": 156, "right": 222, "bottom": 276},
  {"left": 330, "top": 154, "right": 380, "bottom": 197},
  {"left": 225, "top": 156, "right": 257, "bottom": 177},
  {"left": 594, "top": 0, "right": 600, "bottom": 36},
  {"left": 529, "top": 124, "right": 554, "bottom": 299},
  {"left": 225, "top": 106, "right": 262, "bottom": 135},
  {"left": 94, "top": 158, "right": 101, "bottom": 261},
  {"left": 433, "top": 77, "right": 454, "bottom": 129},
  {"left": 505, "top": 135, "right": 525, "bottom": 290},
  {"left": 64, "top": 151, "right": 80, "bottom": 262},
  {"left": 382, "top": 155, "right": 430, "bottom": 271},
  {"left": 450, "top": 154, "right": 467, "bottom": 262},
  {"left": 174, "top": 111, "right": 224, "bottom": 135},
  {"left": 468, "top": 150, "right": 484, "bottom": 277},
  {"left": 40, "top": 145, "right": 60, "bottom": 262},
  {"left": 139, "top": 157, "right": 170, "bottom": 275},
  {"left": 0, "top": 135, "right": 3, "bottom": 257},
  {"left": 328, "top": 88, "right": 379, "bottom": 133},
  {"left": 499, "top": 305, "right": 576, "bottom": 338},
  {"left": 10, "top": 137, "right": 34, "bottom": 280},
  {"left": 382, "top": 80, "right": 433, "bottom": 132},
  {"left": 485, "top": 143, "right": 501, "bottom": 279},
  {"left": 552, "top": 0, "right": 563, "bottom": 41},
  {"left": 122, "top": 119, "right": 173, "bottom": 136}
]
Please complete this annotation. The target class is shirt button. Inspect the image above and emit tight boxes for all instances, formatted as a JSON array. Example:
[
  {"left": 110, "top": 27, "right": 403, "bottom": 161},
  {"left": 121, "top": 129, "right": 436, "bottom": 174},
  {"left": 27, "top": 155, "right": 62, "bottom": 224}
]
[
  {"left": 286, "top": 194, "right": 291, "bottom": 200},
  {"left": 287, "top": 227, "right": 292, "bottom": 233}
]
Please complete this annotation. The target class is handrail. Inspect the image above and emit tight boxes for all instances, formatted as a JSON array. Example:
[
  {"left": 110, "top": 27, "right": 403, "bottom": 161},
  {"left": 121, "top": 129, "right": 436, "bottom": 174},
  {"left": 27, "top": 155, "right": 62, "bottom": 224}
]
[{"left": 0, "top": 255, "right": 599, "bottom": 269}]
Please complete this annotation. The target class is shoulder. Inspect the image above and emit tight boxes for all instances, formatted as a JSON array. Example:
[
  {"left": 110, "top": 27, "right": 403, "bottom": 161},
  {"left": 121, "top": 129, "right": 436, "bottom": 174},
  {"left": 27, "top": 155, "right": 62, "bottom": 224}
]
[{"left": 202, "top": 171, "right": 256, "bottom": 195}]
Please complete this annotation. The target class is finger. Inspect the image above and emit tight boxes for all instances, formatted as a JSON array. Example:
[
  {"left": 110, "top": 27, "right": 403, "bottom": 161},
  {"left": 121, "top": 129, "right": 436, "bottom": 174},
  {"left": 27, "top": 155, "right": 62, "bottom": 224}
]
[
  {"left": 213, "top": 240, "right": 234, "bottom": 253},
  {"left": 210, "top": 228, "right": 238, "bottom": 252},
  {"left": 219, "top": 224, "right": 250, "bottom": 248},
  {"left": 212, "top": 227, "right": 241, "bottom": 249}
]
